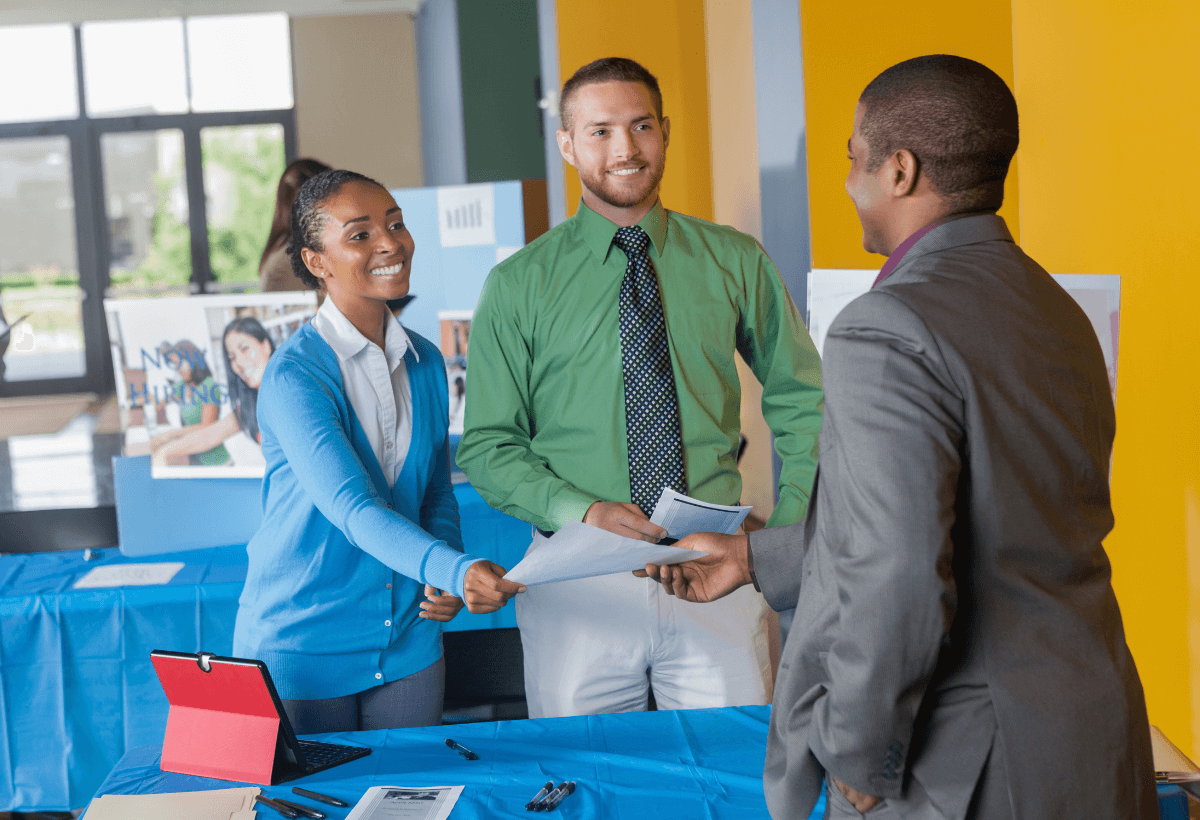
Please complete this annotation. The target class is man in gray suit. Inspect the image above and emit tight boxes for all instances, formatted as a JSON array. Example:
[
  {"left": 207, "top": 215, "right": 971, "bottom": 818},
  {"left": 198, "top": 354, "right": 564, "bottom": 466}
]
[{"left": 640, "top": 55, "right": 1156, "bottom": 819}]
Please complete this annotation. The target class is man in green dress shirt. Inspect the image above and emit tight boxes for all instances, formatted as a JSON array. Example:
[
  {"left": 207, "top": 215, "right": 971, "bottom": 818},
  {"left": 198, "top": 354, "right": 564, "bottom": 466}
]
[{"left": 457, "top": 57, "right": 823, "bottom": 718}]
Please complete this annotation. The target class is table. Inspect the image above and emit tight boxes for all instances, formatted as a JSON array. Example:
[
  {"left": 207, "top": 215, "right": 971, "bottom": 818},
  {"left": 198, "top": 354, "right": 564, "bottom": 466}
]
[
  {"left": 86, "top": 705, "right": 825, "bottom": 820},
  {"left": 0, "top": 483, "right": 531, "bottom": 811}
]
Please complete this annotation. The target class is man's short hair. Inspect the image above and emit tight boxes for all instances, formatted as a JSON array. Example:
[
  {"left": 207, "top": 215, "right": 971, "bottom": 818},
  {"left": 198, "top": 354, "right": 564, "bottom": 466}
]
[
  {"left": 560, "top": 57, "right": 663, "bottom": 132},
  {"left": 859, "top": 55, "right": 1019, "bottom": 212}
]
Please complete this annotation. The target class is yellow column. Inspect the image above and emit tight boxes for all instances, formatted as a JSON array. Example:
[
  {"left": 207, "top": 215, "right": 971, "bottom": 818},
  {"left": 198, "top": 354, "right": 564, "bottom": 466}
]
[
  {"left": 1012, "top": 0, "right": 1200, "bottom": 755},
  {"left": 554, "top": 0, "right": 713, "bottom": 221},
  {"left": 799, "top": 0, "right": 1019, "bottom": 270}
]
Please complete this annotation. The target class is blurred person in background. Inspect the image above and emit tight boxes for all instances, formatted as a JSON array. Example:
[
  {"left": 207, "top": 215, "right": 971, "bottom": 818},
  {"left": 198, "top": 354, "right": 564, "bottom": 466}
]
[{"left": 259, "top": 158, "right": 331, "bottom": 292}]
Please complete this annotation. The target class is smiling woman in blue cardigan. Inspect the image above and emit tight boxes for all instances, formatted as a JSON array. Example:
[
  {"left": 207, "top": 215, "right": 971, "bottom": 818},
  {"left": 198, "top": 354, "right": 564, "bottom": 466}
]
[{"left": 233, "top": 169, "right": 523, "bottom": 734}]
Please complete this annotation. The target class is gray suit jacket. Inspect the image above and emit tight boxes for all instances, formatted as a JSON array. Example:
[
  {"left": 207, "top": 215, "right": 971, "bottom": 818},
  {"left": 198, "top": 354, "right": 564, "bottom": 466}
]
[{"left": 752, "top": 215, "right": 1156, "bottom": 819}]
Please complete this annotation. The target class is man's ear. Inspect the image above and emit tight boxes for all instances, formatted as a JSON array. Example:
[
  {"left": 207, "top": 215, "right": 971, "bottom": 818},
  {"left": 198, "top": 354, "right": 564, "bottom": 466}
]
[
  {"left": 661, "top": 115, "right": 671, "bottom": 149},
  {"left": 300, "top": 247, "right": 326, "bottom": 281},
  {"left": 557, "top": 129, "right": 577, "bottom": 167},
  {"left": 889, "top": 148, "right": 920, "bottom": 197}
]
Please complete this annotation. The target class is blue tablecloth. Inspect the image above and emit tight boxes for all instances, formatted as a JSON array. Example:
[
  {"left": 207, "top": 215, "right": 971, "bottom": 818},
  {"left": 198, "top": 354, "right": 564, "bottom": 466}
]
[
  {"left": 85, "top": 705, "right": 826, "bottom": 820},
  {"left": 0, "top": 482, "right": 531, "bottom": 811}
]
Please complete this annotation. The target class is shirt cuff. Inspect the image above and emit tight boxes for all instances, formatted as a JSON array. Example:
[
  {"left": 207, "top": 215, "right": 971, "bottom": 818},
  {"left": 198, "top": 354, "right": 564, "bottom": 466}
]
[{"left": 545, "top": 488, "right": 601, "bottom": 531}]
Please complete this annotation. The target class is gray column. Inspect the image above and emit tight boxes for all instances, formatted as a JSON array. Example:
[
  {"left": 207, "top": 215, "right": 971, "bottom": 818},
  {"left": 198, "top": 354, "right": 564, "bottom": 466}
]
[
  {"left": 751, "top": 0, "right": 811, "bottom": 523},
  {"left": 536, "top": 0, "right": 567, "bottom": 226},
  {"left": 415, "top": 0, "right": 468, "bottom": 186},
  {"left": 752, "top": 0, "right": 811, "bottom": 312}
]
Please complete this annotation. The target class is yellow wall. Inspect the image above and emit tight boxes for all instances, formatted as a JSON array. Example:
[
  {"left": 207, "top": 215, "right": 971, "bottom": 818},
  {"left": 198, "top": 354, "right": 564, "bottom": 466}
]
[
  {"left": 1011, "top": 0, "right": 1200, "bottom": 755},
  {"left": 554, "top": 0, "right": 713, "bottom": 221},
  {"left": 799, "top": 0, "right": 1019, "bottom": 270}
]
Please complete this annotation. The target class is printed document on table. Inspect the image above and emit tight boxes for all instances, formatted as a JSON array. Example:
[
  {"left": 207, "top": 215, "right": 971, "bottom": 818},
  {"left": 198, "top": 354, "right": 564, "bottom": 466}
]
[
  {"left": 504, "top": 521, "right": 707, "bottom": 586},
  {"left": 74, "top": 562, "right": 185, "bottom": 589},
  {"left": 345, "top": 785, "right": 463, "bottom": 820},
  {"left": 649, "top": 488, "right": 751, "bottom": 539}
]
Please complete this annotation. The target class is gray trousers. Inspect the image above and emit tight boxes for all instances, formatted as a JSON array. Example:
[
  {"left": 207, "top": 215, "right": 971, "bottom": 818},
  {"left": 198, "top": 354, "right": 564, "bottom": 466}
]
[{"left": 281, "top": 656, "right": 445, "bottom": 735}]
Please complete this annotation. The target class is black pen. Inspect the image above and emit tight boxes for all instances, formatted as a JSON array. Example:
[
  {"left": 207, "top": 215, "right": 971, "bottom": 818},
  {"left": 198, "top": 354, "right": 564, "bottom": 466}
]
[
  {"left": 255, "top": 795, "right": 300, "bottom": 819},
  {"left": 292, "top": 787, "right": 349, "bottom": 808},
  {"left": 540, "top": 781, "right": 577, "bottom": 811},
  {"left": 445, "top": 737, "right": 479, "bottom": 760},
  {"left": 525, "top": 781, "right": 555, "bottom": 811},
  {"left": 276, "top": 798, "right": 326, "bottom": 819}
]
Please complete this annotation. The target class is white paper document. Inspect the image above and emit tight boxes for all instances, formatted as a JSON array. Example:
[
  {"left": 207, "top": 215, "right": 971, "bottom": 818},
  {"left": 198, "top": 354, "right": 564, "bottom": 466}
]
[
  {"left": 649, "top": 488, "right": 751, "bottom": 539},
  {"left": 504, "top": 521, "right": 706, "bottom": 586},
  {"left": 74, "top": 562, "right": 185, "bottom": 589},
  {"left": 345, "top": 785, "right": 463, "bottom": 820}
]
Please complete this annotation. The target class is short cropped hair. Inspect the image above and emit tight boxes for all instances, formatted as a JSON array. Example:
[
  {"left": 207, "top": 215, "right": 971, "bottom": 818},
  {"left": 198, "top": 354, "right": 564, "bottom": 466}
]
[
  {"left": 287, "top": 169, "right": 385, "bottom": 290},
  {"left": 859, "top": 55, "right": 1019, "bottom": 212},
  {"left": 560, "top": 57, "right": 663, "bottom": 132}
]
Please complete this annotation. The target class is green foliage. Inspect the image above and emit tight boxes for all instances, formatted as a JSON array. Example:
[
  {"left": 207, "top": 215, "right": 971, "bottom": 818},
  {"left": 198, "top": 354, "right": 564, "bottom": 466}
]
[
  {"left": 107, "top": 173, "right": 193, "bottom": 292},
  {"left": 107, "top": 126, "right": 285, "bottom": 291},
  {"left": 203, "top": 127, "right": 286, "bottom": 283}
]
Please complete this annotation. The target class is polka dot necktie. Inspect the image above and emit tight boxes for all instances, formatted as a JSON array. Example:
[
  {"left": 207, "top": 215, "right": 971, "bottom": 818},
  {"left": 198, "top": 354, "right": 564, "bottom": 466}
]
[{"left": 613, "top": 225, "right": 687, "bottom": 517}]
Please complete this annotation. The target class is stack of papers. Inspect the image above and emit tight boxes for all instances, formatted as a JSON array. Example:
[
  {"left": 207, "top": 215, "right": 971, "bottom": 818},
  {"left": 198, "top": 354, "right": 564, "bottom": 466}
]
[
  {"left": 85, "top": 786, "right": 259, "bottom": 820},
  {"left": 649, "top": 488, "right": 751, "bottom": 539}
]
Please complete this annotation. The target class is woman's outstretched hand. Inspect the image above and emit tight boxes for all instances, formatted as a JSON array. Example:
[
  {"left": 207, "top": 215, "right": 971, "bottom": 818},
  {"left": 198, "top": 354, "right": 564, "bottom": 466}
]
[
  {"left": 462, "top": 561, "right": 526, "bottom": 614},
  {"left": 418, "top": 585, "right": 464, "bottom": 621}
]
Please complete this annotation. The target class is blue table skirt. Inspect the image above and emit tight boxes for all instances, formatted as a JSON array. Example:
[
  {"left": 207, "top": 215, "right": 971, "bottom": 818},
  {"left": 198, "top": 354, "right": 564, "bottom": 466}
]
[
  {"left": 86, "top": 705, "right": 826, "bottom": 820},
  {"left": 0, "top": 483, "right": 532, "bottom": 811}
]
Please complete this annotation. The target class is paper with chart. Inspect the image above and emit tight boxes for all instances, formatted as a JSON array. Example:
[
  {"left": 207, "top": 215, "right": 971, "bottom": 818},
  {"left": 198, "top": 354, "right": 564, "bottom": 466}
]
[
  {"left": 504, "top": 521, "right": 707, "bottom": 586},
  {"left": 345, "top": 785, "right": 463, "bottom": 820},
  {"left": 649, "top": 488, "right": 751, "bottom": 539}
]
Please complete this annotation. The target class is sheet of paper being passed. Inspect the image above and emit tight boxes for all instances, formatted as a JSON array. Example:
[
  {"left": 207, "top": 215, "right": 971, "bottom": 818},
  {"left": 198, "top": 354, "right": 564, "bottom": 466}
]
[
  {"left": 503, "top": 521, "right": 707, "bottom": 587},
  {"left": 650, "top": 488, "right": 751, "bottom": 539}
]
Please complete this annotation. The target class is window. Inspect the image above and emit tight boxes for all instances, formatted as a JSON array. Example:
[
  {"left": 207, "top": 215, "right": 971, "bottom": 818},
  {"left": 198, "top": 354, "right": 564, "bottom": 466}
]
[{"left": 0, "top": 14, "right": 296, "bottom": 398}]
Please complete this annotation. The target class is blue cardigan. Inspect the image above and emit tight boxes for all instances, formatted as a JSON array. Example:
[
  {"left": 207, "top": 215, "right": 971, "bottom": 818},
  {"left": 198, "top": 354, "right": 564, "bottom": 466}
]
[{"left": 232, "top": 322, "right": 480, "bottom": 700}]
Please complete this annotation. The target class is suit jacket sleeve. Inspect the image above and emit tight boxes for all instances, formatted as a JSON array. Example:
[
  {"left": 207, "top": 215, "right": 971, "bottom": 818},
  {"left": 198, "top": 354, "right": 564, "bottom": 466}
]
[
  {"left": 747, "top": 504, "right": 811, "bottom": 612},
  {"left": 809, "top": 291, "right": 965, "bottom": 798}
]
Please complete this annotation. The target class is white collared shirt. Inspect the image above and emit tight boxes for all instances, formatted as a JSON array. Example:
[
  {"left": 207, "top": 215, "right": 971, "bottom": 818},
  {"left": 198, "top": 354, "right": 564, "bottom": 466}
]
[{"left": 311, "top": 298, "right": 416, "bottom": 488}]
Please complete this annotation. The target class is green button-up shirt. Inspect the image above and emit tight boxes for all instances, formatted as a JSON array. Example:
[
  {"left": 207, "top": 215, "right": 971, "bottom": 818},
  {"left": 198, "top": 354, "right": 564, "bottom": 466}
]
[{"left": 457, "top": 199, "right": 823, "bottom": 532}]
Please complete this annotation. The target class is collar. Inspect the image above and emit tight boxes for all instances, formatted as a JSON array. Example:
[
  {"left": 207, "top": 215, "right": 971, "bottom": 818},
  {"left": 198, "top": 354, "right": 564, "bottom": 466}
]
[
  {"left": 576, "top": 198, "right": 669, "bottom": 263},
  {"left": 315, "top": 296, "right": 417, "bottom": 371},
  {"left": 872, "top": 212, "right": 1013, "bottom": 288}
]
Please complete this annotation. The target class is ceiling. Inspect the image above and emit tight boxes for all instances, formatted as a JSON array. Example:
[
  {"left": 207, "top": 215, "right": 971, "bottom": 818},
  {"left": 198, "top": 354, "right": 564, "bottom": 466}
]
[{"left": 0, "top": 0, "right": 424, "bottom": 26}]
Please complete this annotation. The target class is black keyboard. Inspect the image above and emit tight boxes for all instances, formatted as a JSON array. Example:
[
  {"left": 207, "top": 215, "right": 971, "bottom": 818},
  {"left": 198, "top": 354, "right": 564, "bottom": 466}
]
[{"left": 296, "top": 739, "right": 369, "bottom": 770}]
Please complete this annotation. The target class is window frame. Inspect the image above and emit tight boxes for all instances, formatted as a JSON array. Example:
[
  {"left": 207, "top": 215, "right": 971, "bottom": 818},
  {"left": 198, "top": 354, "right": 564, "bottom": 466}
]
[{"left": 0, "top": 21, "right": 297, "bottom": 399}]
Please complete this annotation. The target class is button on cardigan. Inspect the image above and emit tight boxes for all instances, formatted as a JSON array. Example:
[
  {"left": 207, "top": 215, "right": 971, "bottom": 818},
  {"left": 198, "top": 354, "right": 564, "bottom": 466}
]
[{"left": 233, "top": 321, "right": 480, "bottom": 701}]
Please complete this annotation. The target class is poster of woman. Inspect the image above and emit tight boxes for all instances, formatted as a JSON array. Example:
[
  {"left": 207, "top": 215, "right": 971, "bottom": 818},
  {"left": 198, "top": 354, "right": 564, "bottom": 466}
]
[{"left": 105, "top": 292, "right": 316, "bottom": 478}]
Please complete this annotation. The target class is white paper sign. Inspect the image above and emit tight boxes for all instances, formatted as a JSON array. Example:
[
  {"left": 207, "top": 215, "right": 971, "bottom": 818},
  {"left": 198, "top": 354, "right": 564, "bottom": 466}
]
[
  {"left": 74, "top": 562, "right": 185, "bottom": 589},
  {"left": 649, "top": 488, "right": 751, "bottom": 539},
  {"left": 345, "top": 785, "right": 463, "bottom": 820},
  {"left": 436, "top": 184, "right": 496, "bottom": 247},
  {"left": 504, "top": 521, "right": 705, "bottom": 586}
]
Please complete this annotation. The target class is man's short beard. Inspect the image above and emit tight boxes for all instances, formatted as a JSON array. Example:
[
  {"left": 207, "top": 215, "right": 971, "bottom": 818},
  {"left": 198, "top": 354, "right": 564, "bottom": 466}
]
[{"left": 579, "top": 159, "right": 666, "bottom": 210}]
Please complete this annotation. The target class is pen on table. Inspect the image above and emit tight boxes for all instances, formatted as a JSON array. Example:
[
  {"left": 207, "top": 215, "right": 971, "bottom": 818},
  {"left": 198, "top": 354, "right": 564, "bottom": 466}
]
[
  {"left": 539, "top": 781, "right": 577, "bottom": 811},
  {"left": 292, "top": 787, "right": 349, "bottom": 807},
  {"left": 445, "top": 737, "right": 479, "bottom": 760},
  {"left": 255, "top": 795, "right": 300, "bottom": 818},
  {"left": 276, "top": 798, "right": 326, "bottom": 819},
  {"left": 525, "top": 781, "right": 555, "bottom": 811}
]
